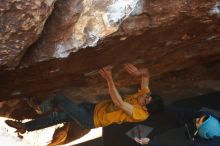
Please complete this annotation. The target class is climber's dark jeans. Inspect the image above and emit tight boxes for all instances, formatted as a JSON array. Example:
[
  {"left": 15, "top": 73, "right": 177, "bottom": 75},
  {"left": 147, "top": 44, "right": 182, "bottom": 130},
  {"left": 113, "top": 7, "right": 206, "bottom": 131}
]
[{"left": 24, "top": 93, "right": 95, "bottom": 131}]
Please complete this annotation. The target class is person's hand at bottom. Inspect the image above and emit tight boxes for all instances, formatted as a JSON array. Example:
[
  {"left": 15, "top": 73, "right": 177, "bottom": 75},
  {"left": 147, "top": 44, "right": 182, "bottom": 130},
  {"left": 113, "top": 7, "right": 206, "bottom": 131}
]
[{"left": 134, "top": 137, "right": 150, "bottom": 145}]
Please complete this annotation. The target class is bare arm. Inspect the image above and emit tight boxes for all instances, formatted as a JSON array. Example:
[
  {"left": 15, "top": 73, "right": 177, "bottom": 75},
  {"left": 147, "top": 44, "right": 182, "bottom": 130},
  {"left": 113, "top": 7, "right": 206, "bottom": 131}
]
[
  {"left": 140, "top": 68, "right": 149, "bottom": 90},
  {"left": 124, "top": 64, "right": 149, "bottom": 90},
  {"left": 99, "top": 67, "right": 133, "bottom": 116}
]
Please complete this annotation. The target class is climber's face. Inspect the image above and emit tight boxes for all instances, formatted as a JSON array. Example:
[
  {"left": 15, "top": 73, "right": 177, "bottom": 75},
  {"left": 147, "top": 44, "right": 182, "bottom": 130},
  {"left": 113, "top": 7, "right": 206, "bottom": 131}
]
[{"left": 138, "top": 93, "right": 152, "bottom": 111}]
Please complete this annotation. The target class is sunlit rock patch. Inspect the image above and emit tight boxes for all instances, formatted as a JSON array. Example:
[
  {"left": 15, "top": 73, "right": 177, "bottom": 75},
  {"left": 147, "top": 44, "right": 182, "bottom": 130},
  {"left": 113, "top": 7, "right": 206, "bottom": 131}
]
[
  {"left": 53, "top": 0, "right": 143, "bottom": 58},
  {"left": 209, "top": 2, "right": 220, "bottom": 16}
]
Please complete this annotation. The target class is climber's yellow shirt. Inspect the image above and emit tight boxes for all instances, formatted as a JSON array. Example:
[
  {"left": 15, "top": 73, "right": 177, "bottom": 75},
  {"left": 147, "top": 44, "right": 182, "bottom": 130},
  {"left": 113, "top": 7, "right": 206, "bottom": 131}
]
[{"left": 93, "top": 88, "right": 150, "bottom": 128}]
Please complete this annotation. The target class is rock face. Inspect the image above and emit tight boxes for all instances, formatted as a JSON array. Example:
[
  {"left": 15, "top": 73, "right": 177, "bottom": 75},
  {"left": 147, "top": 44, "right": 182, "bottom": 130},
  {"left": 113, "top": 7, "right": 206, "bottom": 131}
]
[
  {"left": 0, "top": 0, "right": 220, "bottom": 101},
  {"left": 0, "top": 0, "right": 56, "bottom": 68},
  {"left": 21, "top": 0, "right": 144, "bottom": 64}
]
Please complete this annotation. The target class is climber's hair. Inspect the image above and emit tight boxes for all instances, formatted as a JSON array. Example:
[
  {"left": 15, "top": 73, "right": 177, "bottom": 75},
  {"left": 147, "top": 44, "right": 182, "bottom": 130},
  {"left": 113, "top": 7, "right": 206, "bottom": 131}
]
[{"left": 147, "top": 94, "right": 164, "bottom": 113}]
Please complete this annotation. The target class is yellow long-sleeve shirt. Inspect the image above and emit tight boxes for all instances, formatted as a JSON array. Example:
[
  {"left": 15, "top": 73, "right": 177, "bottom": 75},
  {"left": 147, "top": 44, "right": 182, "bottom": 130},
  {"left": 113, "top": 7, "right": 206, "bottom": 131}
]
[{"left": 93, "top": 88, "right": 150, "bottom": 127}]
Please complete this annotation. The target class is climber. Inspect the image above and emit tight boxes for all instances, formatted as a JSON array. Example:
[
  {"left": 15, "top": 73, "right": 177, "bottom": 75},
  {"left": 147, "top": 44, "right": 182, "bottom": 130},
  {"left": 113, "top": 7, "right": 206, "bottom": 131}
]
[{"left": 5, "top": 64, "right": 161, "bottom": 134}]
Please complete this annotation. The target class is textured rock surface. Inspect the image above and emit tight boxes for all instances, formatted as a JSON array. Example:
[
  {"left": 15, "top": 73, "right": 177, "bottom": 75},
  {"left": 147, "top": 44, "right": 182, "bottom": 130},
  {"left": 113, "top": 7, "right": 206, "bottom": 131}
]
[
  {"left": 20, "top": 0, "right": 220, "bottom": 65},
  {"left": 0, "top": 0, "right": 56, "bottom": 68},
  {"left": 0, "top": 0, "right": 219, "bottom": 100},
  {"left": 21, "top": 0, "right": 143, "bottom": 64}
]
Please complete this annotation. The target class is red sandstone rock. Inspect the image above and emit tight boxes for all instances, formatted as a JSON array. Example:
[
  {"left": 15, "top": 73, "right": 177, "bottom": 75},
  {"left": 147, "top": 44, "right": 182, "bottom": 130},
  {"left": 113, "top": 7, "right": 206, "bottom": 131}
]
[
  {"left": 0, "top": 0, "right": 219, "bottom": 101},
  {"left": 0, "top": 0, "right": 56, "bottom": 68}
]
